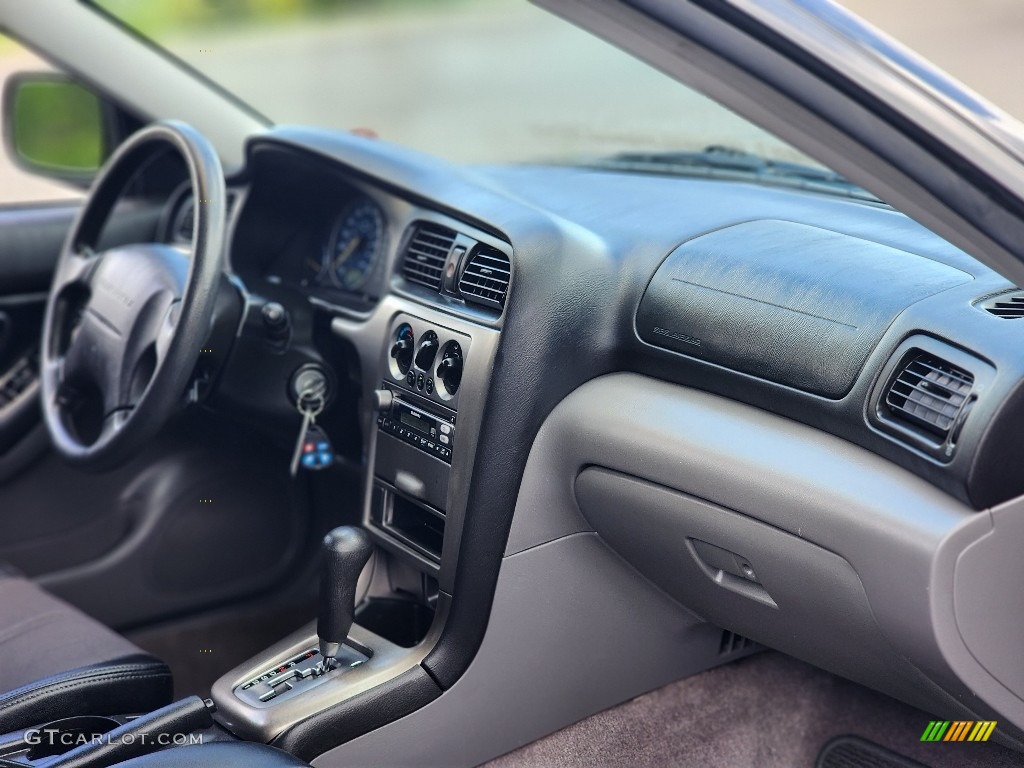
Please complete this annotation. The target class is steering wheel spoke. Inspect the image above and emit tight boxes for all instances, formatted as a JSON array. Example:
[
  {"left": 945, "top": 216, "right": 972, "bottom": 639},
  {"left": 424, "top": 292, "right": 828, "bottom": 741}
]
[
  {"left": 154, "top": 300, "right": 181, "bottom": 367},
  {"left": 97, "top": 407, "right": 134, "bottom": 447},
  {"left": 53, "top": 247, "right": 99, "bottom": 293}
]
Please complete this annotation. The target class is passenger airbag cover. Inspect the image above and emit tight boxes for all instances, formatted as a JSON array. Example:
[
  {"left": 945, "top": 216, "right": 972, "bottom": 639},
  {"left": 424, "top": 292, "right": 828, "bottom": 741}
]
[{"left": 636, "top": 220, "right": 971, "bottom": 397}]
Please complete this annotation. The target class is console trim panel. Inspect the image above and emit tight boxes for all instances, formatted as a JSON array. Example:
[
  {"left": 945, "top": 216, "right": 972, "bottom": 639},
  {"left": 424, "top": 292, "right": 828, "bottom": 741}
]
[{"left": 211, "top": 621, "right": 432, "bottom": 743}]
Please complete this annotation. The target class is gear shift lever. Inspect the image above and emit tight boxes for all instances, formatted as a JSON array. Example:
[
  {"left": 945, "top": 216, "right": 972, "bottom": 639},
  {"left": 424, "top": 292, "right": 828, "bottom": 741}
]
[{"left": 318, "top": 526, "right": 374, "bottom": 670}]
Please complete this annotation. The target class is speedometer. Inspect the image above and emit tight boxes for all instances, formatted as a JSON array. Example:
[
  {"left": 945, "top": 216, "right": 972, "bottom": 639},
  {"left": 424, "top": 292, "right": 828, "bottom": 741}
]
[{"left": 326, "top": 198, "right": 385, "bottom": 292}]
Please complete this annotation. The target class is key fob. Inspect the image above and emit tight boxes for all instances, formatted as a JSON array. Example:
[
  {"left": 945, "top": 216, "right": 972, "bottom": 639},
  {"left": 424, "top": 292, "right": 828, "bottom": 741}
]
[{"left": 299, "top": 424, "right": 335, "bottom": 470}]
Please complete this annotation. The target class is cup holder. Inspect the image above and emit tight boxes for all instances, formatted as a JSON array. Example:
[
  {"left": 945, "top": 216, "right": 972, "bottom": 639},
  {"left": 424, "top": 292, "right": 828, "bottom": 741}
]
[{"left": 25, "top": 715, "right": 120, "bottom": 760}]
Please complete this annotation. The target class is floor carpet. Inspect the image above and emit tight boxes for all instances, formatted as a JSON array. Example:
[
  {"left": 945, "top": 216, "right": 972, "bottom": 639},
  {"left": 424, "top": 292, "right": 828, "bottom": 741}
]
[{"left": 486, "top": 651, "right": 1024, "bottom": 768}]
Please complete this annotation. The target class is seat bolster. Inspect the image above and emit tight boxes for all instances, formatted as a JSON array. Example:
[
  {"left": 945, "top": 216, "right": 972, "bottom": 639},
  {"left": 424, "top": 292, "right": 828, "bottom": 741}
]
[
  {"left": 111, "top": 742, "right": 310, "bottom": 767},
  {"left": 0, "top": 654, "right": 173, "bottom": 734}
]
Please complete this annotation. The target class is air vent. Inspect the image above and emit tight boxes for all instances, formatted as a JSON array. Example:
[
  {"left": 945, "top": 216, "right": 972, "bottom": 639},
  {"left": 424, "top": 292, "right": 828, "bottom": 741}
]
[
  {"left": 980, "top": 290, "right": 1024, "bottom": 319},
  {"left": 884, "top": 352, "right": 974, "bottom": 441},
  {"left": 459, "top": 245, "right": 511, "bottom": 309},
  {"left": 401, "top": 223, "right": 456, "bottom": 291},
  {"left": 718, "top": 630, "right": 756, "bottom": 657}
]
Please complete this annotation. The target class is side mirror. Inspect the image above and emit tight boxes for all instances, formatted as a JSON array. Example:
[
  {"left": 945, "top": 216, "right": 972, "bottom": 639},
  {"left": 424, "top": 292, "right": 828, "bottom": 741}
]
[{"left": 3, "top": 72, "right": 113, "bottom": 185}]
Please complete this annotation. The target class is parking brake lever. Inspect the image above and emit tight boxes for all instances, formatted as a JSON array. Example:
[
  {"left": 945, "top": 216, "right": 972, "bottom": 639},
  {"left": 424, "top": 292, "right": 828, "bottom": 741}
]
[{"left": 317, "top": 526, "right": 373, "bottom": 670}]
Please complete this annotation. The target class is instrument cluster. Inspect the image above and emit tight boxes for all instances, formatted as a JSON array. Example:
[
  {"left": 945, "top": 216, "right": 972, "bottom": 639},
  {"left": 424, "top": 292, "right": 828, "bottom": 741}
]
[{"left": 300, "top": 196, "right": 387, "bottom": 294}]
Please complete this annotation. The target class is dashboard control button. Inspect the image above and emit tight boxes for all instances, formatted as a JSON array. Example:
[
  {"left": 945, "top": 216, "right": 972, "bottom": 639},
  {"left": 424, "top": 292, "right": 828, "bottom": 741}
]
[
  {"left": 440, "top": 424, "right": 451, "bottom": 434},
  {"left": 440, "top": 435, "right": 450, "bottom": 445},
  {"left": 416, "top": 373, "right": 425, "bottom": 390},
  {"left": 406, "top": 371, "right": 416, "bottom": 387},
  {"left": 425, "top": 378, "right": 434, "bottom": 394}
]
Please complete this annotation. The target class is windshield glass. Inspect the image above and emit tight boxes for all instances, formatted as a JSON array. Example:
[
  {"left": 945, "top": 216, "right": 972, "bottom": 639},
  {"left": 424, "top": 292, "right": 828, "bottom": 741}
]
[{"left": 90, "top": 0, "right": 826, "bottom": 171}]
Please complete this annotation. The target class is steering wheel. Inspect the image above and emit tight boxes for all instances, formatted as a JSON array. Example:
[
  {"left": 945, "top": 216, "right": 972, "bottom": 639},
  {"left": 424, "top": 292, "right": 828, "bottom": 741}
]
[{"left": 40, "top": 121, "right": 226, "bottom": 470}]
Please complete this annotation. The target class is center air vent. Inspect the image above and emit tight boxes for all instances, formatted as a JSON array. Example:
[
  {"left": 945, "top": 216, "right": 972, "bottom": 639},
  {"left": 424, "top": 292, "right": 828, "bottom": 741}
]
[
  {"left": 459, "top": 245, "right": 511, "bottom": 309},
  {"left": 884, "top": 351, "right": 974, "bottom": 441},
  {"left": 401, "top": 222, "right": 456, "bottom": 291},
  {"left": 979, "top": 290, "right": 1024, "bottom": 319}
]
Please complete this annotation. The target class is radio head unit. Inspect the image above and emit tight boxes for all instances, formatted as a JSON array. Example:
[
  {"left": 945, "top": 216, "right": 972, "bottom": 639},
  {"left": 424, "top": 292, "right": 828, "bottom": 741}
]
[{"left": 377, "top": 386, "right": 454, "bottom": 463}]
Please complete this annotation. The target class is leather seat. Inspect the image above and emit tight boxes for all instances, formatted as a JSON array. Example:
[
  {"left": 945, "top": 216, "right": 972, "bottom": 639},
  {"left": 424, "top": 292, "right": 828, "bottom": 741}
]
[
  {"left": 109, "top": 742, "right": 310, "bottom": 767},
  {"left": 0, "top": 574, "right": 173, "bottom": 733}
]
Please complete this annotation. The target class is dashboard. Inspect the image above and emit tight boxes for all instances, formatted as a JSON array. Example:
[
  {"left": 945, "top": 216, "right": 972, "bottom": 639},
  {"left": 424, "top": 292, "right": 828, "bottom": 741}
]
[
  {"left": 182, "top": 126, "right": 1024, "bottom": 749},
  {"left": 178, "top": 143, "right": 514, "bottom": 326},
  {"left": 202, "top": 131, "right": 1024, "bottom": 511},
  {"left": 212, "top": 192, "right": 387, "bottom": 296}
]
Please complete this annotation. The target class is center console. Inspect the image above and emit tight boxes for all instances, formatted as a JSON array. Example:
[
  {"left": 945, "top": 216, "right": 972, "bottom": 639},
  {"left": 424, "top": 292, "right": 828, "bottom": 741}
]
[
  {"left": 368, "top": 313, "right": 470, "bottom": 566},
  {"left": 209, "top": 294, "right": 498, "bottom": 749}
]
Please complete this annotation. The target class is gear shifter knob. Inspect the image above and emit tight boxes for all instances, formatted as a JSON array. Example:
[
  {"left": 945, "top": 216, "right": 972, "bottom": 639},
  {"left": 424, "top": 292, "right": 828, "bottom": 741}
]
[{"left": 317, "top": 526, "right": 373, "bottom": 668}]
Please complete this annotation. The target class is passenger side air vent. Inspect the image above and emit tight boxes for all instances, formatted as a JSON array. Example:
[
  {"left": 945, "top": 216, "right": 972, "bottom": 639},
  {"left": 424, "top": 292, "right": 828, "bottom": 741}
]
[
  {"left": 979, "top": 290, "right": 1024, "bottom": 319},
  {"left": 401, "top": 222, "right": 456, "bottom": 291},
  {"left": 718, "top": 630, "right": 757, "bottom": 657},
  {"left": 459, "top": 245, "right": 511, "bottom": 309},
  {"left": 883, "top": 352, "right": 974, "bottom": 441}
]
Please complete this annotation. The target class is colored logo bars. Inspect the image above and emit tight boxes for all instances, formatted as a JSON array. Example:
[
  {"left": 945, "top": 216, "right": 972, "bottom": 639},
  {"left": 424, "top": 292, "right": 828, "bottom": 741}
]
[{"left": 921, "top": 721, "right": 997, "bottom": 742}]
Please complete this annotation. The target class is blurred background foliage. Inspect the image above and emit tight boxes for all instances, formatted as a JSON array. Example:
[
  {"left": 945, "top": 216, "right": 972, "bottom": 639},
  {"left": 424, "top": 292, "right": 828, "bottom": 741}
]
[{"left": 94, "top": 0, "right": 460, "bottom": 34}]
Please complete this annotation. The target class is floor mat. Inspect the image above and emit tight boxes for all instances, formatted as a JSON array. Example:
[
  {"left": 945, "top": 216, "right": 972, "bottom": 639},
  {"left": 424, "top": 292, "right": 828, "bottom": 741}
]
[
  {"left": 486, "top": 652, "right": 1023, "bottom": 768},
  {"left": 817, "top": 736, "right": 928, "bottom": 768}
]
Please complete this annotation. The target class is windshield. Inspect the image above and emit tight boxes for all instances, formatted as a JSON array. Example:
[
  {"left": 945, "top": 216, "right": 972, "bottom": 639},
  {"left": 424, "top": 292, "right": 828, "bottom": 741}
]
[{"left": 90, "top": 0, "right": 824, "bottom": 170}]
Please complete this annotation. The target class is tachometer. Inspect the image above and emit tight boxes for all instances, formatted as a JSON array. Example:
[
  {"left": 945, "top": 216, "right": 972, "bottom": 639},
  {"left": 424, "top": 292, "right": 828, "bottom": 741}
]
[{"left": 326, "top": 198, "right": 385, "bottom": 292}]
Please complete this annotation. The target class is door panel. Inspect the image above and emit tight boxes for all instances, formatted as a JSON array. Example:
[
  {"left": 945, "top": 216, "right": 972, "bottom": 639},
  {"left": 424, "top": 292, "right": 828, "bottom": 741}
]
[
  {"left": 0, "top": 204, "right": 75, "bottom": 466},
  {"left": 0, "top": 204, "right": 79, "bottom": 295}
]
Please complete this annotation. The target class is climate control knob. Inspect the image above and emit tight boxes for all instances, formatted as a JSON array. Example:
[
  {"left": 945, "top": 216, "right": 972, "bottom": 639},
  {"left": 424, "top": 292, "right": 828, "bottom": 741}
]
[
  {"left": 390, "top": 324, "right": 414, "bottom": 374},
  {"left": 436, "top": 342, "right": 464, "bottom": 396},
  {"left": 415, "top": 331, "right": 439, "bottom": 371}
]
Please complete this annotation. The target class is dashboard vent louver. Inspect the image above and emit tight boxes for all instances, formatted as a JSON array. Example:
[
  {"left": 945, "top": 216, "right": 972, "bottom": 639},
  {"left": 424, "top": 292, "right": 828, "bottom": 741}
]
[
  {"left": 718, "top": 630, "right": 756, "bottom": 657},
  {"left": 402, "top": 222, "right": 456, "bottom": 291},
  {"left": 980, "top": 290, "right": 1024, "bottom": 319},
  {"left": 459, "top": 245, "right": 511, "bottom": 309},
  {"left": 884, "top": 352, "right": 974, "bottom": 440}
]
